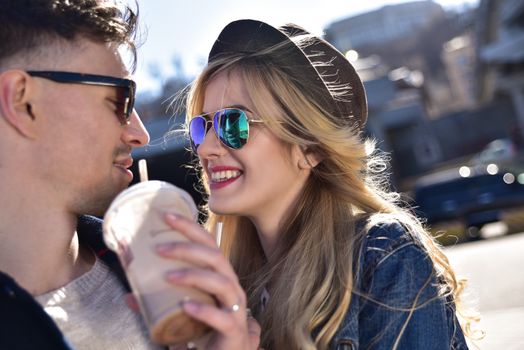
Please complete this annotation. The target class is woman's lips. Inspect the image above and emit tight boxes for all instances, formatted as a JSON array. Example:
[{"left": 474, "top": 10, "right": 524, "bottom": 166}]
[{"left": 208, "top": 166, "right": 243, "bottom": 190}]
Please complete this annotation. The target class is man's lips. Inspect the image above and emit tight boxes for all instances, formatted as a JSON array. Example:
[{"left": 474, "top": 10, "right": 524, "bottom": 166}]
[
  {"left": 114, "top": 157, "right": 133, "bottom": 168},
  {"left": 114, "top": 157, "right": 134, "bottom": 180}
]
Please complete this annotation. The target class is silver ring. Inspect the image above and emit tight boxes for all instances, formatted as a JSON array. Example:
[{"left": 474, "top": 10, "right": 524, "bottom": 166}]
[{"left": 225, "top": 303, "right": 240, "bottom": 313}]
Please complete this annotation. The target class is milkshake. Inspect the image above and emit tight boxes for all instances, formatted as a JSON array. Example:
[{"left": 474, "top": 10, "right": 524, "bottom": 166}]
[{"left": 103, "top": 180, "right": 215, "bottom": 345}]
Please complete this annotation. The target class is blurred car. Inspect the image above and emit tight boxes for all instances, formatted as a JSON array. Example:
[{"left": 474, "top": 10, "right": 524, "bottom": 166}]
[
  {"left": 470, "top": 138, "right": 517, "bottom": 167},
  {"left": 413, "top": 152, "right": 524, "bottom": 241}
]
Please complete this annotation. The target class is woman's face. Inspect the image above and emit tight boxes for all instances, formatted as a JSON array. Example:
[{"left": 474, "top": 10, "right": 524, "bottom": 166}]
[{"left": 196, "top": 70, "right": 312, "bottom": 227}]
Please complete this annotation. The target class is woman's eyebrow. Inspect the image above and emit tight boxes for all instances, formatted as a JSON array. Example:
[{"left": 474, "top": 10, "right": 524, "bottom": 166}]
[
  {"left": 227, "top": 104, "right": 253, "bottom": 113},
  {"left": 201, "top": 105, "right": 253, "bottom": 115}
]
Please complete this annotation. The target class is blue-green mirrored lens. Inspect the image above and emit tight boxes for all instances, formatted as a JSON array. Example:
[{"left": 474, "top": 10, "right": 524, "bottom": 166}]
[{"left": 215, "top": 109, "right": 249, "bottom": 149}]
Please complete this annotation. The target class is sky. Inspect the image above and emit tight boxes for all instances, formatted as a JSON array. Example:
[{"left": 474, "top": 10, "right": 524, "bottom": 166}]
[{"left": 128, "top": 0, "right": 479, "bottom": 95}]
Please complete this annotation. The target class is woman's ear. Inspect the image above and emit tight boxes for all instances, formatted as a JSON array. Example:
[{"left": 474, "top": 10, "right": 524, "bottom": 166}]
[
  {"left": 297, "top": 146, "right": 322, "bottom": 170},
  {"left": 0, "top": 70, "right": 38, "bottom": 139}
]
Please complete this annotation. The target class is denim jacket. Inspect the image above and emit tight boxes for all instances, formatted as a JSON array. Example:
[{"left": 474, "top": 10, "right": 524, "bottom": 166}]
[{"left": 330, "top": 218, "right": 468, "bottom": 350}]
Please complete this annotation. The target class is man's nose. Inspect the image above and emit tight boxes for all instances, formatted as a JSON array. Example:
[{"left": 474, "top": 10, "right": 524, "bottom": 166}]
[{"left": 123, "top": 109, "right": 150, "bottom": 147}]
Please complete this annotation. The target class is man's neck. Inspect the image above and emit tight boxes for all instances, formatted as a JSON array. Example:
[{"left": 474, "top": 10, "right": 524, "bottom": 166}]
[{"left": 0, "top": 199, "right": 95, "bottom": 295}]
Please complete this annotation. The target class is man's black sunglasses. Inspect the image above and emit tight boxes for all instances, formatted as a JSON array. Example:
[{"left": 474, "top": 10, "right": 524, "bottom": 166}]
[{"left": 27, "top": 71, "right": 136, "bottom": 125}]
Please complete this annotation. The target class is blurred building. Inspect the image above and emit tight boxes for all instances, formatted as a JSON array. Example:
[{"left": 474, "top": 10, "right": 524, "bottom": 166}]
[
  {"left": 324, "top": 0, "right": 445, "bottom": 52},
  {"left": 441, "top": 34, "right": 477, "bottom": 110},
  {"left": 323, "top": 1, "right": 463, "bottom": 187},
  {"left": 320, "top": 0, "right": 523, "bottom": 190},
  {"left": 352, "top": 55, "right": 442, "bottom": 182},
  {"left": 476, "top": 0, "right": 524, "bottom": 143}
]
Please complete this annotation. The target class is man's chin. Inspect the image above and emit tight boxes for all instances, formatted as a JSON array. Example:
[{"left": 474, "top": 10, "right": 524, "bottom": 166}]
[{"left": 82, "top": 186, "right": 126, "bottom": 217}]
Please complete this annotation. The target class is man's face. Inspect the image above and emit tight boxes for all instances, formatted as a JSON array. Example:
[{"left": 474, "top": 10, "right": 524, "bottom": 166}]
[{"left": 29, "top": 39, "right": 149, "bottom": 216}]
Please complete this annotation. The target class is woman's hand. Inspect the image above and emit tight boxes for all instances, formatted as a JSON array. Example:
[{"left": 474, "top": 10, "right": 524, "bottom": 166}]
[{"left": 157, "top": 213, "right": 261, "bottom": 350}]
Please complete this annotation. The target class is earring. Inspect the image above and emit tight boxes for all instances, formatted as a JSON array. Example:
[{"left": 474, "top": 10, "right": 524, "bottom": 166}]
[{"left": 298, "top": 159, "right": 309, "bottom": 169}]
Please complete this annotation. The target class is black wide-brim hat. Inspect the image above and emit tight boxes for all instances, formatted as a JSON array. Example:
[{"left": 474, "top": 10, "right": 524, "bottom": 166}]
[{"left": 208, "top": 19, "right": 368, "bottom": 130}]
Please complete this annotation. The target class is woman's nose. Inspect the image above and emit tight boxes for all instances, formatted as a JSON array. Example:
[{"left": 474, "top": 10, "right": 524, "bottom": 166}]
[{"left": 197, "top": 125, "right": 227, "bottom": 160}]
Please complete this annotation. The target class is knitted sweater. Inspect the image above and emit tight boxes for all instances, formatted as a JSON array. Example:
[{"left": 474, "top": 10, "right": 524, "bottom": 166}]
[
  {"left": 0, "top": 216, "right": 166, "bottom": 350},
  {"left": 35, "top": 257, "right": 162, "bottom": 350}
]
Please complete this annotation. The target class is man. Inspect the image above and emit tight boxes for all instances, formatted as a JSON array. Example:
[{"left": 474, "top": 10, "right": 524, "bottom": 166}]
[{"left": 0, "top": 1, "right": 160, "bottom": 348}]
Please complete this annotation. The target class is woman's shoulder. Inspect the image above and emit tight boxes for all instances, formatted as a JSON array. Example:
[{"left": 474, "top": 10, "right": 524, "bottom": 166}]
[
  {"left": 360, "top": 213, "right": 413, "bottom": 240},
  {"left": 354, "top": 213, "right": 432, "bottom": 276},
  {"left": 358, "top": 213, "right": 423, "bottom": 254},
  {"left": 354, "top": 213, "right": 442, "bottom": 309},
  {"left": 335, "top": 214, "right": 466, "bottom": 350}
]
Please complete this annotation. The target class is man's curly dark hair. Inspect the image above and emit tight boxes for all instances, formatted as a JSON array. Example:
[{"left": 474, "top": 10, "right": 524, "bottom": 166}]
[{"left": 0, "top": 0, "right": 139, "bottom": 69}]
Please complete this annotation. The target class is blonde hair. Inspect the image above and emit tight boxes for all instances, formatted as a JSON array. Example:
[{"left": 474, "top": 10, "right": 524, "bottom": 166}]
[{"left": 185, "top": 43, "right": 478, "bottom": 349}]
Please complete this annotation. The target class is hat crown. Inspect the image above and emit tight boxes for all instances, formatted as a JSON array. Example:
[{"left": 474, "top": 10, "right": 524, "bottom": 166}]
[{"left": 209, "top": 19, "right": 368, "bottom": 130}]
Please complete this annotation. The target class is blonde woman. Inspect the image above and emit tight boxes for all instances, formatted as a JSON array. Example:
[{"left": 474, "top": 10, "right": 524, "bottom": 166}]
[{"left": 163, "top": 19, "right": 472, "bottom": 349}]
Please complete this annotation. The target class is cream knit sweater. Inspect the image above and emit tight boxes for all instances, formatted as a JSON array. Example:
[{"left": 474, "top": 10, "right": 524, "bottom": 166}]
[{"left": 36, "top": 258, "right": 162, "bottom": 350}]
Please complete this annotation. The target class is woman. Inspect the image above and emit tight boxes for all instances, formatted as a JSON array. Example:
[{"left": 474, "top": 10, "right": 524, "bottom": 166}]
[{"left": 165, "top": 19, "right": 475, "bottom": 349}]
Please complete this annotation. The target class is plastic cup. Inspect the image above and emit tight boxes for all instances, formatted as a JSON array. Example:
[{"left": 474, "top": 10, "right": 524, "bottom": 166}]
[{"left": 103, "top": 180, "right": 214, "bottom": 345}]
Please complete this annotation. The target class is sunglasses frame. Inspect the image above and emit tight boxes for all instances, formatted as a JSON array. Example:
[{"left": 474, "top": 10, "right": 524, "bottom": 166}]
[
  {"left": 189, "top": 108, "right": 264, "bottom": 152},
  {"left": 26, "top": 70, "right": 136, "bottom": 125}
]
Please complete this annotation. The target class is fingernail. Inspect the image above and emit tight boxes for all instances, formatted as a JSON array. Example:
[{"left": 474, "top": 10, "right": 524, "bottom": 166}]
[
  {"left": 155, "top": 242, "right": 176, "bottom": 253},
  {"left": 165, "top": 213, "right": 179, "bottom": 222},
  {"left": 182, "top": 300, "right": 199, "bottom": 312},
  {"left": 166, "top": 270, "right": 184, "bottom": 281}
]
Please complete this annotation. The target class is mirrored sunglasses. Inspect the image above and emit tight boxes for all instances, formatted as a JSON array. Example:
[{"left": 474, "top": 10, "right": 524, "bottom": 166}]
[{"left": 188, "top": 108, "right": 264, "bottom": 152}]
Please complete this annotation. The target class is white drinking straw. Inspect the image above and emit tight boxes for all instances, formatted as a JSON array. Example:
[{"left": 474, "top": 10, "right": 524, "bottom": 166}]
[
  {"left": 216, "top": 221, "right": 223, "bottom": 247},
  {"left": 138, "top": 159, "right": 149, "bottom": 182}
]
